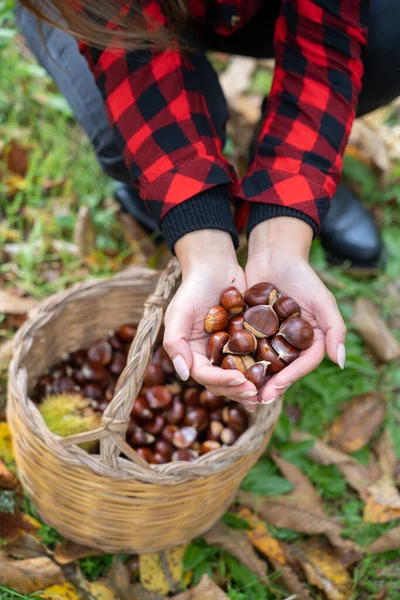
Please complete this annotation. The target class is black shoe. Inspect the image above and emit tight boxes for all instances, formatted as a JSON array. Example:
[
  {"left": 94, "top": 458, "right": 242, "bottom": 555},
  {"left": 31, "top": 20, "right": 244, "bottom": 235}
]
[
  {"left": 320, "top": 184, "right": 383, "bottom": 273},
  {"left": 114, "top": 184, "right": 164, "bottom": 245}
]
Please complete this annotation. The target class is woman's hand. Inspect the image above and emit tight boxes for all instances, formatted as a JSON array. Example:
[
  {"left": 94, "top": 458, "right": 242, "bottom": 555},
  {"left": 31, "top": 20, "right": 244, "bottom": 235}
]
[
  {"left": 163, "top": 230, "right": 258, "bottom": 406},
  {"left": 246, "top": 217, "right": 347, "bottom": 404}
]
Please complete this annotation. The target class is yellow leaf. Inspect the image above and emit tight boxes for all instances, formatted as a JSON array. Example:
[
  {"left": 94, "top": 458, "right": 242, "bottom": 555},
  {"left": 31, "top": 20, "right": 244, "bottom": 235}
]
[
  {"left": 237, "top": 508, "right": 286, "bottom": 565},
  {"left": 0, "top": 422, "right": 14, "bottom": 465},
  {"left": 89, "top": 582, "right": 120, "bottom": 599},
  {"left": 139, "top": 545, "right": 186, "bottom": 595},
  {"left": 363, "top": 496, "right": 400, "bottom": 524},
  {"left": 294, "top": 543, "right": 352, "bottom": 600},
  {"left": 24, "top": 514, "right": 42, "bottom": 529},
  {"left": 39, "top": 583, "right": 79, "bottom": 600}
]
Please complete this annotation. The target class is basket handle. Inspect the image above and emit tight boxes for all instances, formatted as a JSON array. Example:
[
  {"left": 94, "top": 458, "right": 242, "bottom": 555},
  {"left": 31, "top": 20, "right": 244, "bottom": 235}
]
[{"left": 98, "top": 257, "right": 181, "bottom": 468}]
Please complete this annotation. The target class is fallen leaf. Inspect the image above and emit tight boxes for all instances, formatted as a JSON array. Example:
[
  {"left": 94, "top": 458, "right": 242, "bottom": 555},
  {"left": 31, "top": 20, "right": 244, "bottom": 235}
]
[
  {"left": 117, "top": 212, "right": 158, "bottom": 266},
  {"left": 372, "top": 586, "right": 388, "bottom": 600},
  {"left": 0, "top": 222, "right": 21, "bottom": 243},
  {"left": 0, "top": 458, "right": 19, "bottom": 490},
  {"left": 352, "top": 298, "right": 400, "bottom": 362},
  {"left": 0, "top": 509, "right": 38, "bottom": 542},
  {"left": 291, "top": 541, "right": 353, "bottom": 600},
  {"left": 4, "top": 532, "right": 50, "bottom": 559},
  {"left": 5, "top": 140, "right": 30, "bottom": 177},
  {"left": 363, "top": 496, "right": 400, "bottom": 524},
  {"left": 54, "top": 540, "right": 102, "bottom": 564},
  {"left": 369, "top": 525, "right": 400, "bottom": 553},
  {"left": 270, "top": 451, "right": 324, "bottom": 512},
  {"left": 73, "top": 205, "right": 97, "bottom": 259},
  {"left": 219, "top": 57, "right": 256, "bottom": 102},
  {"left": 374, "top": 429, "right": 397, "bottom": 476},
  {"left": 348, "top": 119, "right": 391, "bottom": 173},
  {"left": 171, "top": 574, "right": 229, "bottom": 600},
  {"left": 89, "top": 582, "right": 120, "bottom": 599},
  {"left": 139, "top": 545, "right": 186, "bottom": 595},
  {"left": 328, "top": 392, "right": 386, "bottom": 453},
  {"left": 368, "top": 474, "right": 400, "bottom": 509},
  {"left": 0, "top": 338, "right": 14, "bottom": 369},
  {"left": 39, "top": 583, "right": 79, "bottom": 600},
  {"left": 0, "top": 289, "right": 38, "bottom": 315},
  {"left": 237, "top": 508, "right": 312, "bottom": 600},
  {"left": 203, "top": 520, "right": 267, "bottom": 578},
  {"left": 0, "top": 556, "right": 65, "bottom": 593}
]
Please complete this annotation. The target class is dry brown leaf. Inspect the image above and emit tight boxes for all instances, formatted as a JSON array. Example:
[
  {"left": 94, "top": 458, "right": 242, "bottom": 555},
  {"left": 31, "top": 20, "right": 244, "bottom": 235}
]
[
  {"left": 108, "top": 559, "right": 163, "bottom": 600},
  {"left": 328, "top": 392, "right": 386, "bottom": 453},
  {"left": 54, "top": 540, "right": 102, "bottom": 564},
  {"left": 203, "top": 520, "right": 267, "bottom": 578},
  {"left": 0, "top": 555, "right": 65, "bottom": 593},
  {"left": 0, "top": 338, "right": 14, "bottom": 370},
  {"left": 237, "top": 508, "right": 313, "bottom": 600},
  {"left": 0, "top": 509, "right": 39, "bottom": 542},
  {"left": 117, "top": 212, "right": 158, "bottom": 266},
  {"left": 237, "top": 491, "right": 359, "bottom": 552},
  {"left": 4, "top": 533, "right": 50, "bottom": 559},
  {"left": 270, "top": 451, "right": 323, "bottom": 512},
  {"left": 0, "top": 289, "right": 38, "bottom": 315},
  {"left": 6, "top": 141, "right": 30, "bottom": 177},
  {"left": 73, "top": 206, "right": 97, "bottom": 259},
  {"left": 352, "top": 298, "right": 400, "bottom": 362},
  {"left": 363, "top": 497, "right": 400, "bottom": 524},
  {"left": 171, "top": 574, "right": 229, "bottom": 600},
  {"left": 0, "top": 458, "right": 19, "bottom": 490},
  {"left": 291, "top": 541, "right": 353, "bottom": 600},
  {"left": 369, "top": 525, "right": 400, "bottom": 554},
  {"left": 348, "top": 119, "right": 391, "bottom": 173},
  {"left": 374, "top": 429, "right": 397, "bottom": 476},
  {"left": 372, "top": 586, "right": 388, "bottom": 600},
  {"left": 368, "top": 474, "right": 400, "bottom": 509}
]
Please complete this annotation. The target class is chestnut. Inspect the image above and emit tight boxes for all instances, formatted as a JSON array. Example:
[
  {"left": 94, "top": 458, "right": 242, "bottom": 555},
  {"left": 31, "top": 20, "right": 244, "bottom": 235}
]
[
  {"left": 162, "top": 424, "right": 179, "bottom": 443},
  {"left": 87, "top": 341, "right": 113, "bottom": 366},
  {"left": 118, "top": 324, "right": 137, "bottom": 342},
  {"left": 130, "top": 428, "right": 155, "bottom": 447},
  {"left": 246, "top": 361, "right": 269, "bottom": 390},
  {"left": 207, "top": 420, "right": 224, "bottom": 441},
  {"left": 223, "top": 330, "right": 257, "bottom": 355},
  {"left": 153, "top": 452, "right": 169, "bottom": 464},
  {"left": 243, "top": 305, "right": 279, "bottom": 338},
  {"left": 204, "top": 305, "right": 229, "bottom": 334},
  {"left": 153, "top": 346, "right": 174, "bottom": 375},
  {"left": 278, "top": 317, "right": 314, "bottom": 350},
  {"left": 165, "top": 396, "right": 185, "bottom": 424},
  {"left": 143, "top": 414, "right": 165, "bottom": 436},
  {"left": 108, "top": 333, "right": 125, "bottom": 352},
  {"left": 200, "top": 441, "right": 221, "bottom": 455},
  {"left": 82, "top": 383, "right": 103, "bottom": 401},
  {"left": 96, "top": 399, "right": 108, "bottom": 412},
  {"left": 183, "top": 388, "right": 200, "bottom": 407},
  {"left": 109, "top": 352, "right": 127, "bottom": 376},
  {"left": 271, "top": 336, "right": 300, "bottom": 364},
  {"left": 225, "top": 406, "right": 248, "bottom": 433},
  {"left": 220, "top": 428, "right": 240, "bottom": 445},
  {"left": 220, "top": 286, "right": 246, "bottom": 315},
  {"left": 207, "top": 331, "right": 230, "bottom": 365},
  {"left": 144, "top": 363, "right": 165, "bottom": 386},
  {"left": 82, "top": 361, "right": 108, "bottom": 383},
  {"left": 199, "top": 390, "right": 225, "bottom": 411},
  {"left": 69, "top": 349, "right": 87, "bottom": 368},
  {"left": 145, "top": 386, "right": 172, "bottom": 410},
  {"left": 255, "top": 338, "right": 285, "bottom": 374},
  {"left": 273, "top": 296, "right": 300, "bottom": 321},
  {"left": 221, "top": 354, "right": 255, "bottom": 375},
  {"left": 131, "top": 395, "right": 154, "bottom": 421},
  {"left": 244, "top": 282, "right": 277, "bottom": 307},
  {"left": 227, "top": 315, "right": 245, "bottom": 335},
  {"left": 184, "top": 407, "right": 209, "bottom": 431},
  {"left": 154, "top": 439, "right": 173, "bottom": 461},
  {"left": 209, "top": 409, "right": 224, "bottom": 423},
  {"left": 172, "top": 426, "right": 197, "bottom": 449},
  {"left": 53, "top": 376, "right": 76, "bottom": 394},
  {"left": 135, "top": 447, "right": 155, "bottom": 463},
  {"left": 172, "top": 449, "right": 198, "bottom": 462}
]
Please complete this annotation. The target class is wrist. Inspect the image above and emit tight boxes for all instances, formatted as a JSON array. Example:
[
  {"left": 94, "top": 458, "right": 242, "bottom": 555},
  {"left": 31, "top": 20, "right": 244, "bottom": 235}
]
[
  {"left": 248, "top": 217, "right": 313, "bottom": 261},
  {"left": 175, "top": 230, "right": 238, "bottom": 277}
]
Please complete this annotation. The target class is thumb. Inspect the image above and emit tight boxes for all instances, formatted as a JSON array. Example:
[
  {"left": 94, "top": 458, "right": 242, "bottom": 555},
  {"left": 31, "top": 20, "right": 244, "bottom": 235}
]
[{"left": 163, "top": 303, "right": 194, "bottom": 382}]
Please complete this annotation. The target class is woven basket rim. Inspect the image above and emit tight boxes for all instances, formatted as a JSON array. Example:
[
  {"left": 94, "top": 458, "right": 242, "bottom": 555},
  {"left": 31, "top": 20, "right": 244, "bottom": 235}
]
[{"left": 8, "top": 260, "right": 282, "bottom": 485}]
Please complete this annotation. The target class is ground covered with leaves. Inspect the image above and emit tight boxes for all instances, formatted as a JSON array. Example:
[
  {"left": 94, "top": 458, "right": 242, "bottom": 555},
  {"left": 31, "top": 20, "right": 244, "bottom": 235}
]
[{"left": 1, "top": 4, "right": 400, "bottom": 599}]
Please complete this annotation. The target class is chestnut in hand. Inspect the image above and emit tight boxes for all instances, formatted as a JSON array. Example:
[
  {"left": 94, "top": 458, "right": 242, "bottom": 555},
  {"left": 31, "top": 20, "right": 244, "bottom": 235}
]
[
  {"left": 221, "top": 354, "right": 255, "bottom": 375},
  {"left": 255, "top": 338, "right": 286, "bottom": 374},
  {"left": 244, "top": 282, "right": 276, "bottom": 307},
  {"left": 278, "top": 317, "right": 314, "bottom": 350},
  {"left": 246, "top": 361, "right": 269, "bottom": 390},
  {"left": 220, "top": 286, "right": 246, "bottom": 315},
  {"left": 223, "top": 330, "right": 257, "bottom": 355},
  {"left": 207, "top": 331, "right": 230, "bottom": 365},
  {"left": 271, "top": 336, "right": 300, "bottom": 365},
  {"left": 243, "top": 305, "right": 279, "bottom": 338},
  {"left": 204, "top": 305, "right": 229, "bottom": 333},
  {"left": 273, "top": 296, "right": 300, "bottom": 321},
  {"left": 227, "top": 315, "right": 245, "bottom": 335}
]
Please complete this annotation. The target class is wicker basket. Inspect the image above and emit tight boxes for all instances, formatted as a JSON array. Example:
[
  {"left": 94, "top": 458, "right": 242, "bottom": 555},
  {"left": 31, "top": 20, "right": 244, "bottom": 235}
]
[{"left": 7, "top": 258, "right": 282, "bottom": 553}]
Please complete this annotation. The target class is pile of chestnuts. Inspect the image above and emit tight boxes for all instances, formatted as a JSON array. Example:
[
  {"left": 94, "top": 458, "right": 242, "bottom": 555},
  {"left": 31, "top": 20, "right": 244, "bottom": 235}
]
[
  {"left": 205, "top": 282, "right": 314, "bottom": 389},
  {"left": 33, "top": 324, "right": 249, "bottom": 463}
]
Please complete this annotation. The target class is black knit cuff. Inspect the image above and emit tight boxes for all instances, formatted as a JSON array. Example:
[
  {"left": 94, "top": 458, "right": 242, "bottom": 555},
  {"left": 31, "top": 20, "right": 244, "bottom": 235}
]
[
  {"left": 160, "top": 185, "right": 239, "bottom": 253},
  {"left": 247, "top": 203, "right": 319, "bottom": 239}
]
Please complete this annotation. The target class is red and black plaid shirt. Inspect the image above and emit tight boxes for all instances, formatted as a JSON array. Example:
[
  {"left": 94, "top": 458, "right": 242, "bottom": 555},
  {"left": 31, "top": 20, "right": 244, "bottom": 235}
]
[{"left": 81, "top": 0, "right": 368, "bottom": 250}]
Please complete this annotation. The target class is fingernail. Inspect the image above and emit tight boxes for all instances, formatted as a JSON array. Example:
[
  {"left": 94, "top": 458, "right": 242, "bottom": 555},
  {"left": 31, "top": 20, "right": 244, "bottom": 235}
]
[
  {"left": 173, "top": 355, "right": 190, "bottom": 381},
  {"left": 244, "top": 402, "right": 256, "bottom": 413},
  {"left": 337, "top": 343, "right": 346, "bottom": 370},
  {"left": 262, "top": 396, "right": 279, "bottom": 405},
  {"left": 274, "top": 382, "right": 292, "bottom": 390},
  {"left": 230, "top": 377, "right": 247, "bottom": 386},
  {"left": 239, "top": 391, "right": 258, "bottom": 399}
]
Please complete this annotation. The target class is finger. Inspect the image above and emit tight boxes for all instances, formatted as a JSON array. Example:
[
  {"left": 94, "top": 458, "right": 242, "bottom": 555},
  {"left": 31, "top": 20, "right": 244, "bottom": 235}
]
[
  {"left": 192, "top": 359, "right": 257, "bottom": 394},
  {"left": 260, "top": 338, "right": 326, "bottom": 403},
  {"left": 163, "top": 306, "right": 194, "bottom": 381},
  {"left": 205, "top": 381, "right": 259, "bottom": 405},
  {"left": 312, "top": 290, "right": 347, "bottom": 368}
]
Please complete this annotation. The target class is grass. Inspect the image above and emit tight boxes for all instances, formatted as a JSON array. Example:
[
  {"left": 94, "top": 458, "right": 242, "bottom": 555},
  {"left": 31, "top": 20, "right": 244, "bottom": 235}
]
[{"left": 0, "top": 4, "right": 400, "bottom": 599}]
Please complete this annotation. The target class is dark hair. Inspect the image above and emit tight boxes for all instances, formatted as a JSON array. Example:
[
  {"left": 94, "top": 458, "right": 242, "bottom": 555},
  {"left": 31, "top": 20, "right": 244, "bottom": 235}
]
[{"left": 19, "top": 0, "right": 188, "bottom": 50}]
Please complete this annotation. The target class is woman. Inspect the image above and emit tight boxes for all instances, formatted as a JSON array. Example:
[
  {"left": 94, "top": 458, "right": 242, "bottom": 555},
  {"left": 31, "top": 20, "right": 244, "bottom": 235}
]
[{"left": 16, "top": 0, "right": 397, "bottom": 409}]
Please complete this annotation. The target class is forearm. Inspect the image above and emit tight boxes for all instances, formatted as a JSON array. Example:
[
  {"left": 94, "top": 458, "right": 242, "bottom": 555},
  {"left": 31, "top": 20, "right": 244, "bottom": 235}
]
[
  {"left": 248, "top": 217, "right": 313, "bottom": 262},
  {"left": 175, "top": 229, "right": 238, "bottom": 276}
]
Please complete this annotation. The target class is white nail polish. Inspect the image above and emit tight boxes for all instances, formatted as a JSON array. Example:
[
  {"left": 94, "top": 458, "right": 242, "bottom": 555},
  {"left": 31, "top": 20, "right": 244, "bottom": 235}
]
[
  {"left": 240, "top": 391, "right": 258, "bottom": 399},
  {"left": 172, "top": 355, "right": 190, "bottom": 381},
  {"left": 274, "top": 382, "right": 292, "bottom": 390},
  {"left": 337, "top": 343, "right": 346, "bottom": 370},
  {"left": 262, "top": 396, "right": 279, "bottom": 405},
  {"left": 230, "top": 377, "right": 247, "bottom": 386}
]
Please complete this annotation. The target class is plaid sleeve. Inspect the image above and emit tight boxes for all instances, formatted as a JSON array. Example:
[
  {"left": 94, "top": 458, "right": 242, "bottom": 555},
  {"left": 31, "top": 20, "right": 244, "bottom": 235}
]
[
  {"left": 233, "top": 0, "right": 369, "bottom": 237},
  {"left": 80, "top": 7, "right": 238, "bottom": 251}
]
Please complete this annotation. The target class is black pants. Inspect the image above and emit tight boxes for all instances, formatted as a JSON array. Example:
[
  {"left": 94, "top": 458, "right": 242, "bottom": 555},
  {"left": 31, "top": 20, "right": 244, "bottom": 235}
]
[{"left": 16, "top": 0, "right": 400, "bottom": 186}]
